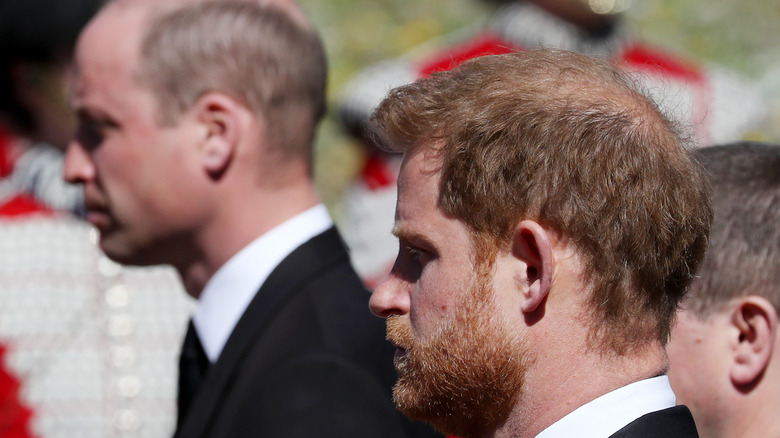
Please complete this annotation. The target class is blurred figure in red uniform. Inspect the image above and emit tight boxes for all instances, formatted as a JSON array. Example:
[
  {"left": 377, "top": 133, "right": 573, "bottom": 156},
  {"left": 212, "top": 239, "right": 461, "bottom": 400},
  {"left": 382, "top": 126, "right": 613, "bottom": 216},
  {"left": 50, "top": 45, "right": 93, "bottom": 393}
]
[
  {"left": 0, "top": 0, "right": 95, "bottom": 214},
  {"left": 0, "top": 345, "right": 34, "bottom": 438}
]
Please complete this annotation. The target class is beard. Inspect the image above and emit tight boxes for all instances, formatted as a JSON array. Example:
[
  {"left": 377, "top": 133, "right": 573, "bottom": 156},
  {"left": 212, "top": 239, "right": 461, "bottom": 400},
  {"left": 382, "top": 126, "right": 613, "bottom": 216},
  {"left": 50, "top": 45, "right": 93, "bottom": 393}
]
[{"left": 386, "top": 270, "right": 529, "bottom": 438}]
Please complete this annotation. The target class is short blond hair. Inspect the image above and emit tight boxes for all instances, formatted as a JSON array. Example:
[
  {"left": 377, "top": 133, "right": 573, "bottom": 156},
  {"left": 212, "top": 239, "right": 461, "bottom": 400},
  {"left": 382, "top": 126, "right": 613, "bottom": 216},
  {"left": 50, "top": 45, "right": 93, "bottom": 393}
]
[{"left": 136, "top": 0, "right": 326, "bottom": 164}]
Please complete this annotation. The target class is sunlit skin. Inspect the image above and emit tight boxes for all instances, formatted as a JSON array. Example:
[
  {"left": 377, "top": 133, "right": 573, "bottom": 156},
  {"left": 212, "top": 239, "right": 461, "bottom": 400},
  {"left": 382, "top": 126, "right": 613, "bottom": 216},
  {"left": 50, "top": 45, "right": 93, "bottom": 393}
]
[
  {"left": 370, "top": 149, "right": 478, "bottom": 339},
  {"left": 370, "top": 146, "right": 528, "bottom": 437},
  {"left": 667, "top": 310, "right": 732, "bottom": 435},
  {"left": 668, "top": 298, "right": 780, "bottom": 438}
]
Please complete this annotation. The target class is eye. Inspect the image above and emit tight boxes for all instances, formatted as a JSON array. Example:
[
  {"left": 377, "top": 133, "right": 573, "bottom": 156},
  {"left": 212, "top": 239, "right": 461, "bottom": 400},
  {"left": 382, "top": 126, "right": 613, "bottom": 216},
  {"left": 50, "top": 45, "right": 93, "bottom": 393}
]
[
  {"left": 405, "top": 245, "right": 432, "bottom": 266},
  {"left": 74, "top": 110, "right": 118, "bottom": 150},
  {"left": 389, "top": 237, "right": 434, "bottom": 283},
  {"left": 75, "top": 120, "right": 106, "bottom": 149}
]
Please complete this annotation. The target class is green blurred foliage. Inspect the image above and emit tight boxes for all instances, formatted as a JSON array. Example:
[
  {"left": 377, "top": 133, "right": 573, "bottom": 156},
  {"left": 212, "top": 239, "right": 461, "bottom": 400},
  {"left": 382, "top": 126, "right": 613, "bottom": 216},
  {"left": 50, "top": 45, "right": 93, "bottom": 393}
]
[
  {"left": 298, "top": 0, "right": 780, "bottom": 211},
  {"left": 630, "top": 0, "right": 778, "bottom": 73},
  {"left": 629, "top": 0, "right": 780, "bottom": 145}
]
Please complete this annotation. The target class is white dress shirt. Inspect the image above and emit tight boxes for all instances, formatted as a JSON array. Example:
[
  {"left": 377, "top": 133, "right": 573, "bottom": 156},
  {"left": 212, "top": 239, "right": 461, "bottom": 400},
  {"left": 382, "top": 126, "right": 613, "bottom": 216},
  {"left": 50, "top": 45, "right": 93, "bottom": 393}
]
[
  {"left": 535, "top": 376, "right": 677, "bottom": 438},
  {"left": 192, "top": 204, "right": 333, "bottom": 363}
]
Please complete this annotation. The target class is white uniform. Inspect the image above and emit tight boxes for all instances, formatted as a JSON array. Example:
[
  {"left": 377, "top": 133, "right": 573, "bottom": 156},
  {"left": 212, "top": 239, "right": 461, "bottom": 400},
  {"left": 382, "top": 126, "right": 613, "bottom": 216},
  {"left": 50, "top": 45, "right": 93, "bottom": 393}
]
[{"left": 0, "top": 211, "right": 194, "bottom": 438}]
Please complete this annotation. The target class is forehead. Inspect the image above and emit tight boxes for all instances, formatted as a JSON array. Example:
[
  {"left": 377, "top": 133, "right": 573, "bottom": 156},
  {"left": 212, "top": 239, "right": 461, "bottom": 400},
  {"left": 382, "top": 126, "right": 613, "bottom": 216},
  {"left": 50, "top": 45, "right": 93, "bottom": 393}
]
[
  {"left": 71, "top": 3, "right": 158, "bottom": 119},
  {"left": 395, "top": 147, "right": 472, "bottom": 242},
  {"left": 395, "top": 147, "right": 482, "bottom": 300},
  {"left": 396, "top": 148, "right": 441, "bottom": 217},
  {"left": 73, "top": 3, "right": 148, "bottom": 95}
]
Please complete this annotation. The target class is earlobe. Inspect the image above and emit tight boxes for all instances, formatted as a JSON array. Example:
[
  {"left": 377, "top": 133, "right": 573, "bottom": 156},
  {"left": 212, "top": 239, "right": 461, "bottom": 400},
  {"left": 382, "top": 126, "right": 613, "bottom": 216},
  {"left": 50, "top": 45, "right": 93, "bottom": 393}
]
[
  {"left": 196, "top": 93, "right": 240, "bottom": 179},
  {"left": 512, "top": 220, "right": 554, "bottom": 314},
  {"left": 729, "top": 296, "right": 777, "bottom": 387}
]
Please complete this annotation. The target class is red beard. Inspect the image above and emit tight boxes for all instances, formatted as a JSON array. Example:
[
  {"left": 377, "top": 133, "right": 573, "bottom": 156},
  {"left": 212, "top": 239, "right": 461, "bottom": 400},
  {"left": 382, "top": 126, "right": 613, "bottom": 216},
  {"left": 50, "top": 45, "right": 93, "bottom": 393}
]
[{"left": 386, "top": 273, "right": 529, "bottom": 438}]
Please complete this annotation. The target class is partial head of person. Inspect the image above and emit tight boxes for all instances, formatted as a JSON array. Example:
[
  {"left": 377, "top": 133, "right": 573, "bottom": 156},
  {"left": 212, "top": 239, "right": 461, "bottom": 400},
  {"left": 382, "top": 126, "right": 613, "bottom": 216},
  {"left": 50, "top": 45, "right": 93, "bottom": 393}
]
[
  {"left": 367, "top": 49, "right": 712, "bottom": 438},
  {"left": 667, "top": 142, "right": 780, "bottom": 438},
  {"left": 64, "top": 0, "right": 326, "bottom": 283},
  {"left": 0, "top": 0, "right": 102, "bottom": 148}
]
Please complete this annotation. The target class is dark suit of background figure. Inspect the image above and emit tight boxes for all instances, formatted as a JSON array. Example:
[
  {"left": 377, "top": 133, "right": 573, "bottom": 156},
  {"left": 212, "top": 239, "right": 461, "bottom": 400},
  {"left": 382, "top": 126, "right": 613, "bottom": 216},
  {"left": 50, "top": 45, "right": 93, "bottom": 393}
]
[
  {"left": 609, "top": 406, "right": 699, "bottom": 438},
  {"left": 175, "top": 227, "right": 442, "bottom": 438}
]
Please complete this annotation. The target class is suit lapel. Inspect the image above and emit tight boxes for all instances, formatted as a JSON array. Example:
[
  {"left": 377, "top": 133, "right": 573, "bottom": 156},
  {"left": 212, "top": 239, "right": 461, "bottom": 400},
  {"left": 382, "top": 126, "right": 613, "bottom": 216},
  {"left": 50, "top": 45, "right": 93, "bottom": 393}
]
[{"left": 175, "top": 227, "right": 351, "bottom": 438}]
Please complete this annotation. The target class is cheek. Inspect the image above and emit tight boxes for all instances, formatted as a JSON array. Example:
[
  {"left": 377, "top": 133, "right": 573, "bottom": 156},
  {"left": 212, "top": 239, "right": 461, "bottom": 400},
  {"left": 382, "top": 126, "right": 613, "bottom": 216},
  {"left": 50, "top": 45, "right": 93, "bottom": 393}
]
[
  {"left": 95, "top": 141, "right": 169, "bottom": 224},
  {"left": 667, "top": 320, "right": 715, "bottom": 403},
  {"left": 93, "top": 136, "right": 144, "bottom": 178},
  {"left": 408, "top": 270, "right": 461, "bottom": 337},
  {"left": 408, "top": 292, "right": 446, "bottom": 338},
  {"left": 667, "top": 338, "right": 697, "bottom": 394}
]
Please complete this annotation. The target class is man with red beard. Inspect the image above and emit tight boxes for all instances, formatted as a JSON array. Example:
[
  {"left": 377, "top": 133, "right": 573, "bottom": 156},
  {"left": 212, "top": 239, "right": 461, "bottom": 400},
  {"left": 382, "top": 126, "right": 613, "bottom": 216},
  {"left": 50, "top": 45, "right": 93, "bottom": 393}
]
[{"left": 368, "top": 49, "right": 712, "bottom": 438}]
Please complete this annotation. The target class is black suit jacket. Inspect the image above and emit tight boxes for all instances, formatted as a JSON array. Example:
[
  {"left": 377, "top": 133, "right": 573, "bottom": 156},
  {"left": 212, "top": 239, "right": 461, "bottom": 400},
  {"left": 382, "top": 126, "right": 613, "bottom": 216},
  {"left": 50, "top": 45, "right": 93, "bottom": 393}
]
[
  {"left": 609, "top": 406, "right": 699, "bottom": 438},
  {"left": 174, "top": 227, "right": 440, "bottom": 438}
]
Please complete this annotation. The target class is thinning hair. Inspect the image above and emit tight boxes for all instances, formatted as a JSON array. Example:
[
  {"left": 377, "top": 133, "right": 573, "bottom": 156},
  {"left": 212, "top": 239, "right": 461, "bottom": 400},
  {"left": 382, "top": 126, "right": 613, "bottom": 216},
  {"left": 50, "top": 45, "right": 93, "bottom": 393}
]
[
  {"left": 370, "top": 49, "right": 712, "bottom": 354},
  {"left": 135, "top": 0, "right": 327, "bottom": 167},
  {"left": 685, "top": 142, "right": 780, "bottom": 317}
]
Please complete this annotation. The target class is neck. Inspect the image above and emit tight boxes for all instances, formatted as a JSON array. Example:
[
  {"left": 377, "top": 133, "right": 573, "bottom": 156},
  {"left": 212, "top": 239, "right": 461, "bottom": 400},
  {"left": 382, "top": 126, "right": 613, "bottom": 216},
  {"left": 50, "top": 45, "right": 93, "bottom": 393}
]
[
  {"left": 493, "top": 344, "right": 667, "bottom": 438},
  {"left": 727, "top": 406, "right": 780, "bottom": 438},
  {"left": 177, "top": 178, "right": 320, "bottom": 299}
]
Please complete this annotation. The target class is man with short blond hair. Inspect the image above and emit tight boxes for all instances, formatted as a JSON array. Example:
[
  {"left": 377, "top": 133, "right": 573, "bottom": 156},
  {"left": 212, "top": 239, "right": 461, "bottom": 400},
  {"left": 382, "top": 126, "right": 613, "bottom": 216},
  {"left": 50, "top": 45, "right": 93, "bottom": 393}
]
[
  {"left": 369, "top": 49, "right": 711, "bottom": 438},
  {"left": 65, "top": 1, "right": 439, "bottom": 437},
  {"left": 668, "top": 141, "right": 780, "bottom": 438}
]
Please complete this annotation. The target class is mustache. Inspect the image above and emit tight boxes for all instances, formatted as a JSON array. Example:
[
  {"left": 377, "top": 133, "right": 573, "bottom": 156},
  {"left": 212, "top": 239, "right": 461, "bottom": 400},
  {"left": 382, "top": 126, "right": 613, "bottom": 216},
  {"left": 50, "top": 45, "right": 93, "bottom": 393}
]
[{"left": 386, "top": 315, "right": 413, "bottom": 350}]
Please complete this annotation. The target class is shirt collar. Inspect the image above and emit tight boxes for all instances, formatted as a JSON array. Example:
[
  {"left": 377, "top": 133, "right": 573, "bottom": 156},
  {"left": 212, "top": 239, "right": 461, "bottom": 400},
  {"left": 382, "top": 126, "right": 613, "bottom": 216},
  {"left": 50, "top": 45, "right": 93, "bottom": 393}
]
[
  {"left": 192, "top": 204, "right": 333, "bottom": 362},
  {"left": 535, "top": 375, "right": 676, "bottom": 438}
]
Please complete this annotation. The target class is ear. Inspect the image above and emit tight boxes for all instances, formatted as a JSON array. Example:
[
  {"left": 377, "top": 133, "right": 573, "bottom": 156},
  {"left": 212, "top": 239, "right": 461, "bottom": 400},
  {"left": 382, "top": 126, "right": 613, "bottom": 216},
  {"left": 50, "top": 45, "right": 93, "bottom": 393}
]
[
  {"left": 729, "top": 296, "right": 777, "bottom": 387},
  {"left": 194, "top": 92, "right": 242, "bottom": 179},
  {"left": 511, "top": 220, "right": 554, "bottom": 314}
]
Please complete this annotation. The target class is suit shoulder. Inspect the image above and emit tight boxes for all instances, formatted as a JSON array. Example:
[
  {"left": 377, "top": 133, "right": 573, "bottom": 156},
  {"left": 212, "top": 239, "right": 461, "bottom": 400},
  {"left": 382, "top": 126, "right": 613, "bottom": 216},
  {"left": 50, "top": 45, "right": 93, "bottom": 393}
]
[
  {"left": 224, "top": 353, "right": 406, "bottom": 438},
  {"left": 609, "top": 406, "right": 699, "bottom": 438}
]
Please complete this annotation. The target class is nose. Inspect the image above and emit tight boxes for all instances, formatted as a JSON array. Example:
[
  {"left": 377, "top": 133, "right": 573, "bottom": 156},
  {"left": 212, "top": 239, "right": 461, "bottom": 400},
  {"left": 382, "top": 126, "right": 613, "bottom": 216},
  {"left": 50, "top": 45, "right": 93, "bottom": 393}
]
[
  {"left": 369, "top": 272, "right": 411, "bottom": 318},
  {"left": 63, "top": 140, "right": 95, "bottom": 184}
]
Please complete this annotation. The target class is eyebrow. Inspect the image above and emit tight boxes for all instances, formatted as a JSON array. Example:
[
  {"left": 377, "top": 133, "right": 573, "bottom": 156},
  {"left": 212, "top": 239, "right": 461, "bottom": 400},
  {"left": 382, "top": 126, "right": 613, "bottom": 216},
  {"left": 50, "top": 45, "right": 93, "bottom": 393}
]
[
  {"left": 391, "top": 223, "right": 411, "bottom": 240},
  {"left": 74, "top": 107, "right": 94, "bottom": 121},
  {"left": 392, "top": 224, "right": 436, "bottom": 250},
  {"left": 75, "top": 106, "right": 119, "bottom": 126}
]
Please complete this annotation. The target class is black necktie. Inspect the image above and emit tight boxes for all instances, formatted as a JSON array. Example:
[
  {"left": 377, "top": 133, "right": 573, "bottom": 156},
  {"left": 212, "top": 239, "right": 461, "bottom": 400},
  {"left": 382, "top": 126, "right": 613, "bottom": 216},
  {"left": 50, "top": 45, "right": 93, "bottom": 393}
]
[{"left": 177, "top": 320, "right": 211, "bottom": 427}]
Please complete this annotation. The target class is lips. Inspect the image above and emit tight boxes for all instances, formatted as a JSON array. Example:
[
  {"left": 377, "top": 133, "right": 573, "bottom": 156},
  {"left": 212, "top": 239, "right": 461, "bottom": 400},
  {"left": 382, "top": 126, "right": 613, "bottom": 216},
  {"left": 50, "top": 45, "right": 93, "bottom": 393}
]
[
  {"left": 85, "top": 209, "right": 110, "bottom": 229},
  {"left": 393, "top": 346, "right": 409, "bottom": 374},
  {"left": 388, "top": 335, "right": 411, "bottom": 373},
  {"left": 386, "top": 316, "right": 414, "bottom": 373},
  {"left": 83, "top": 199, "right": 112, "bottom": 230}
]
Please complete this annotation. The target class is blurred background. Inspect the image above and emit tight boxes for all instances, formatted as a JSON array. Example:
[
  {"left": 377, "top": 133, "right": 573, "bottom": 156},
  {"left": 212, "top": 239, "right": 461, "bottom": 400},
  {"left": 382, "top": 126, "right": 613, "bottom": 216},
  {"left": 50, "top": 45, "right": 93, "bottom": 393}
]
[
  {"left": 0, "top": 1, "right": 777, "bottom": 436},
  {"left": 297, "top": 0, "right": 780, "bottom": 211}
]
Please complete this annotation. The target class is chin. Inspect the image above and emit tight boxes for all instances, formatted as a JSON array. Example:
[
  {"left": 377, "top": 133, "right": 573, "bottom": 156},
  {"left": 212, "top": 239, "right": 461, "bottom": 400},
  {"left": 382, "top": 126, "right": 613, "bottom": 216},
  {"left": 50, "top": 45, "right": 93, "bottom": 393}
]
[{"left": 99, "top": 237, "right": 157, "bottom": 267}]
